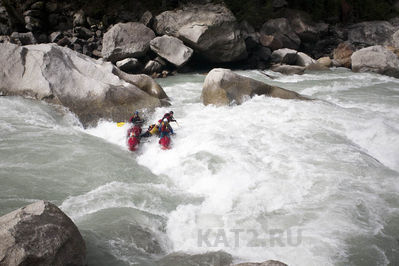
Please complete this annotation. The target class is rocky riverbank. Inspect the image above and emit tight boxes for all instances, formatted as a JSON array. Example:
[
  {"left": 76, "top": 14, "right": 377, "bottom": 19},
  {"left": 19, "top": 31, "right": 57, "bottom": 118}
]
[{"left": 1, "top": 0, "right": 399, "bottom": 79}]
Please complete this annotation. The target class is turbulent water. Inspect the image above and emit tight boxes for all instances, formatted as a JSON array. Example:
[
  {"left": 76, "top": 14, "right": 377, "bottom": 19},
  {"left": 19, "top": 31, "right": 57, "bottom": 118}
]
[{"left": 1, "top": 68, "right": 399, "bottom": 266}]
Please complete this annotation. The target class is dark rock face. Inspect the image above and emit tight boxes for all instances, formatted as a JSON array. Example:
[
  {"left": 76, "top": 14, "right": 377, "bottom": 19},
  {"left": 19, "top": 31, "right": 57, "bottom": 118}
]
[
  {"left": 153, "top": 3, "right": 247, "bottom": 63},
  {"left": 156, "top": 251, "right": 233, "bottom": 266},
  {"left": 260, "top": 18, "right": 301, "bottom": 50},
  {"left": 0, "top": 201, "right": 86, "bottom": 266},
  {"left": 347, "top": 21, "right": 396, "bottom": 48},
  {"left": 202, "top": 68, "right": 308, "bottom": 106},
  {"left": 0, "top": 43, "right": 168, "bottom": 126},
  {"left": 101, "top": 22, "right": 155, "bottom": 63}
]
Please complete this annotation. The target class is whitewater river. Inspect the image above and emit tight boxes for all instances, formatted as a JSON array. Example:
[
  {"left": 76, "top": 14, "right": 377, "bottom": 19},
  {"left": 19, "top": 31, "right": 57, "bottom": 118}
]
[{"left": 1, "top": 68, "right": 399, "bottom": 265}]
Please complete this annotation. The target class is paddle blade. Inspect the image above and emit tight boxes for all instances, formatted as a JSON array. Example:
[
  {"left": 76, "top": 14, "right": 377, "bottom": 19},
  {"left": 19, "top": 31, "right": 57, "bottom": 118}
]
[{"left": 117, "top": 122, "right": 125, "bottom": 127}]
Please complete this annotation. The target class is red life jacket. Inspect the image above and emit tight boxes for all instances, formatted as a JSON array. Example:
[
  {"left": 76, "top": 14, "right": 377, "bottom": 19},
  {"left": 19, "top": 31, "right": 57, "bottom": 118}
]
[
  {"left": 128, "top": 125, "right": 142, "bottom": 137},
  {"left": 132, "top": 125, "right": 142, "bottom": 137},
  {"left": 160, "top": 122, "right": 169, "bottom": 133}
]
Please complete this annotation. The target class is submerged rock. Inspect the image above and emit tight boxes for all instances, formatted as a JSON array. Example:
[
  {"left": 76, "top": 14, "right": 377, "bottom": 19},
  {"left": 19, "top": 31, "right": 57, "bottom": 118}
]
[
  {"left": 157, "top": 251, "right": 232, "bottom": 266},
  {"left": 0, "top": 201, "right": 86, "bottom": 266},
  {"left": 351, "top": 45, "right": 399, "bottom": 78},
  {"left": 235, "top": 260, "right": 288, "bottom": 266},
  {"left": 153, "top": 3, "right": 247, "bottom": 63},
  {"left": 0, "top": 43, "right": 168, "bottom": 126},
  {"left": 102, "top": 22, "right": 155, "bottom": 63},
  {"left": 202, "top": 68, "right": 308, "bottom": 105},
  {"left": 271, "top": 64, "right": 305, "bottom": 75}
]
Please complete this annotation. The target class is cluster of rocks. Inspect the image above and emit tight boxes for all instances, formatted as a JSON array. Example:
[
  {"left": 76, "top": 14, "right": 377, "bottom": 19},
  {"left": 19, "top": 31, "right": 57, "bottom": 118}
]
[
  {"left": 0, "top": 201, "right": 288, "bottom": 266},
  {"left": 258, "top": 19, "right": 399, "bottom": 78},
  {"left": 2, "top": 0, "right": 399, "bottom": 78}
]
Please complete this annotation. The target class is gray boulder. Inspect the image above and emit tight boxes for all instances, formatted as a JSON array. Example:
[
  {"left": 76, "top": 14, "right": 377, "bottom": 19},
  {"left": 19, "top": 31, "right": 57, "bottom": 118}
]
[
  {"left": 0, "top": 201, "right": 86, "bottom": 266},
  {"left": 153, "top": 3, "right": 246, "bottom": 63},
  {"left": 260, "top": 18, "right": 301, "bottom": 50},
  {"left": 202, "top": 68, "right": 308, "bottom": 106},
  {"left": 150, "top": 35, "right": 193, "bottom": 67},
  {"left": 348, "top": 21, "right": 396, "bottom": 48},
  {"left": 102, "top": 22, "right": 155, "bottom": 63},
  {"left": 0, "top": 43, "right": 168, "bottom": 126},
  {"left": 351, "top": 45, "right": 399, "bottom": 78}
]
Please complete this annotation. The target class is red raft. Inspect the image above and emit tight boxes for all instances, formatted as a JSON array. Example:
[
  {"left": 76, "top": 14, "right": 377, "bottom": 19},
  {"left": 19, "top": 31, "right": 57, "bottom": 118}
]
[
  {"left": 127, "top": 125, "right": 142, "bottom": 151},
  {"left": 159, "top": 135, "right": 171, "bottom": 150}
]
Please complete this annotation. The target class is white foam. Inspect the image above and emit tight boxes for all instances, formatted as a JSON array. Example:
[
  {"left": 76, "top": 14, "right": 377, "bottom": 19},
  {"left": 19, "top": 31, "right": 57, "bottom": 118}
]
[{"left": 81, "top": 70, "right": 399, "bottom": 265}]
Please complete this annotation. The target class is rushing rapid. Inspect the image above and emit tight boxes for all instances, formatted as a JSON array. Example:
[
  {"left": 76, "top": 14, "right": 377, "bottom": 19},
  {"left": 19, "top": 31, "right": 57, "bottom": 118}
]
[{"left": 1, "top": 68, "right": 399, "bottom": 265}]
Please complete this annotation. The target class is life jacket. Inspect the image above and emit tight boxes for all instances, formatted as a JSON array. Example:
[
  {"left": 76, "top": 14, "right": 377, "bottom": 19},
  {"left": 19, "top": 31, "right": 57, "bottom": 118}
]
[
  {"left": 133, "top": 125, "right": 142, "bottom": 137},
  {"left": 128, "top": 125, "right": 141, "bottom": 138},
  {"left": 160, "top": 122, "right": 169, "bottom": 133}
]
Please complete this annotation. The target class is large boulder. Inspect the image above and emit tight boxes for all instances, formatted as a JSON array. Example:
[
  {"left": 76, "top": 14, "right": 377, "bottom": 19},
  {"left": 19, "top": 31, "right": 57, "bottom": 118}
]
[
  {"left": 201, "top": 68, "right": 308, "bottom": 105},
  {"left": 347, "top": 21, "right": 396, "bottom": 48},
  {"left": 351, "top": 45, "right": 399, "bottom": 78},
  {"left": 260, "top": 18, "right": 301, "bottom": 50},
  {"left": 150, "top": 35, "right": 193, "bottom": 67},
  {"left": 0, "top": 201, "right": 86, "bottom": 266},
  {"left": 153, "top": 3, "right": 247, "bottom": 63},
  {"left": 101, "top": 22, "right": 155, "bottom": 63},
  {"left": 0, "top": 43, "right": 168, "bottom": 126}
]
